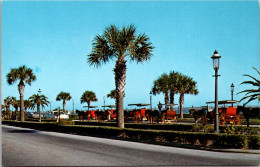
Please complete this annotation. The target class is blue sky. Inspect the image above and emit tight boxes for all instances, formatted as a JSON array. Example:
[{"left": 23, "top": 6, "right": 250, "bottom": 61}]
[{"left": 2, "top": 1, "right": 259, "bottom": 111}]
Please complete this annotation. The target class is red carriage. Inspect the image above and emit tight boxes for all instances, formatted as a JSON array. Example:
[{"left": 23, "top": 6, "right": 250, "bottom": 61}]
[
  {"left": 127, "top": 103, "right": 150, "bottom": 123},
  {"left": 101, "top": 105, "right": 117, "bottom": 121},
  {"left": 157, "top": 103, "right": 178, "bottom": 123},
  {"left": 206, "top": 100, "right": 242, "bottom": 125}
]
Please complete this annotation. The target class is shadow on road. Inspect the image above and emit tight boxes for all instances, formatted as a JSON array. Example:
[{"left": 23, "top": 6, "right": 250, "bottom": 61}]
[{"left": 8, "top": 130, "right": 38, "bottom": 133}]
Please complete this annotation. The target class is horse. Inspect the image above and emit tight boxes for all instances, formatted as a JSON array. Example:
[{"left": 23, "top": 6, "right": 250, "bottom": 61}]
[
  {"left": 237, "top": 106, "right": 260, "bottom": 127},
  {"left": 189, "top": 108, "right": 207, "bottom": 125},
  {"left": 76, "top": 110, "right": 86, "bottom": 121},
  {"left": 145, "top": 109, "right": 161, "bottom": 123}
]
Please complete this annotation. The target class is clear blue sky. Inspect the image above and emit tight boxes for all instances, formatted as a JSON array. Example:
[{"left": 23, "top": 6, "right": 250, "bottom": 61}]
[{"left": 2, "top": 1, "right": 259, "bottom": 111}]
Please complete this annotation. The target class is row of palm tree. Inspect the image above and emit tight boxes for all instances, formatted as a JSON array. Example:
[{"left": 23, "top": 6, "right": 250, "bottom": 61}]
[
  {"left": 5, "top": 24, "right": 258, "bottom": 129},
  {"left": 152, "top": 71, "right": 199, "bottom": 118}
]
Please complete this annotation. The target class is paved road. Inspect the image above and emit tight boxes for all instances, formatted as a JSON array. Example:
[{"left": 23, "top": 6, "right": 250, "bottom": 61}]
[{"left": 2, "top": 125, "right": 260, "bottom": 166}]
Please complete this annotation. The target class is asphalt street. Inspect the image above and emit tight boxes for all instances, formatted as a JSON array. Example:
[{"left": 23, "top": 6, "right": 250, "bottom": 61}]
[{"left": 2, "top": 125, "right": 260, "bottom": 166}]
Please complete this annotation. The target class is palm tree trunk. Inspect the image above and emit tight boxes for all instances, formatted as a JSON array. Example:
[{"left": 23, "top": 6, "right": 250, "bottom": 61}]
[
  {"left": 63, "top": 100, "right": 66, "bottom": 114},
  {"left": 179, "top": 93, "right": 184, "bottom": 119},
  {"left": 170, "top": 91, "right": 175, "bottom": 109},
  {"left": 114, "top": 59, "right": 126, "bottom": 128},
  {"left": 164, "top": 91, "right": 169, "bottom": 106},
  {"left": 37, "top": 104, "right": 40, "bottom": 114},
  {"left": 18, "top": 82, "right": 25, "bottom": 122}
]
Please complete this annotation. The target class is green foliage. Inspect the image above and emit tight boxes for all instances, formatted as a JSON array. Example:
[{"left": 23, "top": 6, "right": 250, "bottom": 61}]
[
  {"left": 192, "top": 124, "right": 214, "bottom": 133},
  {"left": 247, "top": 135, "right": 260, "bottom": 149},
  {"left": 69, "top": 114, "right": 78, "bottom": 120},
  {"left": 60, "top": 120, "right": 75, "bottom": 125},
  {"left": 2, "top": 120, "right": 260, "bottom": 149},
  {"left": 237, "top": 67, "right": 260, "bottom": 105},
  {"left": 220, "top": 126, "right": 259, "bottom": 135}
]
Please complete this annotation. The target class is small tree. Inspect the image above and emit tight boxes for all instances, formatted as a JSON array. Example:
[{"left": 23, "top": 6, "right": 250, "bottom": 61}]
[
  {"left": 29, "top": 94, "right": 50, "bottom": 115},
  {"left": 56, "top": 92, "right": 72, "bottom": 114},
  {"left": 80, "top": 91, "right": 98, "bottom": 112}
]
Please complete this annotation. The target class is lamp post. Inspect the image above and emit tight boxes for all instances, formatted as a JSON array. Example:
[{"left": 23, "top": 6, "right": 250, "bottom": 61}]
[
  {"left": 38, "top": 89, "right": 42, "bottom": 122},
  {"left": 149, "top": 91, "right": 152, "bottom": 110},
  {"left": 211, "top": 50, "right": 221, "bottom": 133},
  {"left": 231, "top": 83, "right": 234, "bottom": 107}
]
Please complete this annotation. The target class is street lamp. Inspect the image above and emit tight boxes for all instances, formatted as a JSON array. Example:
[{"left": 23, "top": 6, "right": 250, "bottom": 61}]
[
  {"left": 211, "top": 50, "right": 221, "bottom": 133},
  {"left": 231, "top": 83, "right": 234, "bottom": 107},
  {"left": 38, "top": 88, "right": 42, "bottom": 122},
  {"left": 149, "top": 91, "right": 152, "bottom": 110}
]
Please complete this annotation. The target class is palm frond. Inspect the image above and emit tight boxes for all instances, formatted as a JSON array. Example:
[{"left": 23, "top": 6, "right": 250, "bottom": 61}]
[
  {"left": 242, "top": 74, "right": 260, "bottom": 85},
  {"left": 240, "top": 80, "right": 259, "bottom": 87},
  {"left": 129, "top": 33, "right": 154, "bottom": 63}
]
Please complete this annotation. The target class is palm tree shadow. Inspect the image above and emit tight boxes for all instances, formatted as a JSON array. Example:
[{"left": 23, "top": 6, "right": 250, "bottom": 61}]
[{"left": 9, "top": 129, "right": 38, "bottom": 133}]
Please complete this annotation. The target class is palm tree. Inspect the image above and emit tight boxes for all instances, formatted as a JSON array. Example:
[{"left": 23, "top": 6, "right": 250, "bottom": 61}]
[
  {"left": 11, "top": 97, "right": 20, "bottom": 120},
  {"left": 24, "top": 99, "right": 32, "bottom": 112},
  {"left": 178, "top": 75, "right": 199, "bottom": 119},
  {"left": 56, "top": 92, "right": 72, "bottom": 114},
  {"left": 87, "top": 25, "right": 154, "bottom": 128},
  {"left": 152, "top": 73, "right": 170, "bottom": 105},
  {"left": 80, "top": 91, "right": 98, "bottom": 112},
  {"left": 6, "top": 65, "right": 36, "bottom": 121},
  {"left": 3, "top": 97, "right": 12, "bottom": 119},
  {"left": 237, "top": 67, "right": 260, "bottom": 105},
  {"left": 29, "top": 94, "right": 50, "bottom": 115},
  {"left": 107, "top": 89, "right": 117, "bottom": 99}
]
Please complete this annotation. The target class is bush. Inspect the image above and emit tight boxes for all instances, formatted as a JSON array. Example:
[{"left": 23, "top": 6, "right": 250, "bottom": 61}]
[
  {"left": 247, "top": 135, "right": 260, "bottom": 149},
  {"left": 2, "top": 120, "right": 259, "bottom": 149}
]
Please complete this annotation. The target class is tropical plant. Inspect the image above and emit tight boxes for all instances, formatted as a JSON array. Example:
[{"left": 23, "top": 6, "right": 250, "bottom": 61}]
[
  {"left": 56, "top": 92, "right": 72, "bottom": 114},
  {"left": 87, "top": 25, "right": 154, "bottom": 128},
  {"left": 152, "top": 73, "right": 170, "bottom": 105},
  {"left": 80, "top": 91, "right": 98, "bottom": 112},
  {"left": 10, "top": 97, "right": 20, "bottom": 120},
  {"left": 6, "top": 65, "right": 36, "bottom": 121},
  {"left": 178, "top": 75, "right": 199, "bottom": 119},
  {"left": 29, "top": 94, "right": 50, "bottom": 116},
  {"left": 107, "top": 89, "right": 117, "bottom": 99},
  {"left": 237, "top": 67, "right": 260, "bottom": 105},
  {"left": 3, "top": 96, "right": 12, "bottom": 119},
  {"left": 24, "top": 99, "right": 32, "bottom": 112}
]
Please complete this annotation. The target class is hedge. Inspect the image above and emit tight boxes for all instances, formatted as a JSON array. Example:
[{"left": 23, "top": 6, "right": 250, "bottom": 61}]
[{"left": 2, "top": 120, "right": 260, "bottom": 149}]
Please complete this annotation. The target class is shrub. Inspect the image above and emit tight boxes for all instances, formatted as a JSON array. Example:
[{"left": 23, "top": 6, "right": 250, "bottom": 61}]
[{"left": 2, "top": 120, "right": 259, "bottom": 149}]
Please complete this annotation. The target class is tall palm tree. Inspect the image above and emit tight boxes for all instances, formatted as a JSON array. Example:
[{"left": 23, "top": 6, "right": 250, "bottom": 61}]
[
  {"left": 56, "top": 92, "right": 72, "bottom": 114},
  {"left": 152, "top": 73, "right": 170, "bottom": 105},
  {"left": 80, "top": 91, "right": 98, "bottom": 112},
  {"left": 88, "top": 25, "right": 154, "bottom": 128},
  {"left": 6, "top": 65, "right": 36, "bottom": 121},
  {"left": 107, "top": 89, "right": 117, "bottom": 99},
  {"left": 178, "top": 75, "right": 199, "bottom": 118},
  {"left": 237, "top": 67, "right": 260, "bottom": 105},
  {"left": 29, "top": 94, "right": 50, "bottom": 115}
]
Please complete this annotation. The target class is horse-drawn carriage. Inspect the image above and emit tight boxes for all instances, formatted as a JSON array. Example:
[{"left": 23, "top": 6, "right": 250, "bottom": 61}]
[
  {"left": 127, "top": 103, "right": 150, "bottom": 123},
  {"left": 158, "top": 103, "right": 178, "bottom": 123},
  {"left": 206, "top": 100, "right": 242, "bottom": 125},
  {"left": 101, "top": 105, "right": 117, "bottom": 121},
  {"left": 189, "top": 100, "right": 243, "bottom": 125}
]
